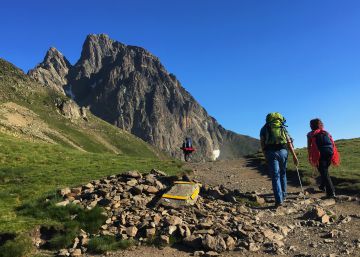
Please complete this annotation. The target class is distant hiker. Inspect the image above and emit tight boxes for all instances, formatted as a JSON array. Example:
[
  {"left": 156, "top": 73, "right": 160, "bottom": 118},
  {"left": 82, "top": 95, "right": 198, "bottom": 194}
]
[
  {"left": 260, "top": 112, "right": 299, "bottom": 208},
  {"left": 307, "top": 118, "right": 340, "bottom": 199},
  {"left": 185, "top": 137, "right": 192, "bottom": 148},
  {"left": 181, "top": 137, "right": 195, "bottom": 162}
]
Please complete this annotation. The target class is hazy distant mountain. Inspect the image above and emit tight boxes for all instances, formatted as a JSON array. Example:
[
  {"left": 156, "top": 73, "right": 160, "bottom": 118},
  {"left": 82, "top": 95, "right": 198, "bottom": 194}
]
[{"left": 29, "top": 34, "right": 259, "bottom": 160}]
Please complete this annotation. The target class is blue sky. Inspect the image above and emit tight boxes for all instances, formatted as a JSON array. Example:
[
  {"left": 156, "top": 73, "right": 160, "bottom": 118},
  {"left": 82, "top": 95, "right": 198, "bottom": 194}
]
[{"left": 1, "top": 0, "right": 359, "bottom": 147}]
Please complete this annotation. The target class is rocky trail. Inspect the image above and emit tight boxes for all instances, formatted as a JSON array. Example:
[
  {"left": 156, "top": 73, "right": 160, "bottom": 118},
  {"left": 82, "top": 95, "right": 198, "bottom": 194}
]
[{"left": 52, "top": 159, "right": 359, "bottom": 257}]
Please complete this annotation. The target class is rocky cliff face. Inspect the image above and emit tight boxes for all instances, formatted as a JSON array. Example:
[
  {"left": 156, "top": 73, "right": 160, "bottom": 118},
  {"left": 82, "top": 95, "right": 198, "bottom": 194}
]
[
  {"left": 28, "top": 47, "right": 71, "bottom": 95},
  {"left": 29, "top": 34, "right": 259, "bottom": 159}
]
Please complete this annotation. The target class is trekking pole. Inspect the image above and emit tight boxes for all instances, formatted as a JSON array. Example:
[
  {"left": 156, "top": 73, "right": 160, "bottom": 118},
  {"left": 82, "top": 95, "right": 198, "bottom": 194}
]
[{"left": 296, "top": 165, "right": 306, "bottom": 201}]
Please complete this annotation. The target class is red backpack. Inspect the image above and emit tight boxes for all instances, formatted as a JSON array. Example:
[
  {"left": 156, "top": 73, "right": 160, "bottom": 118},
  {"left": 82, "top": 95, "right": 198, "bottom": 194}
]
[{"left": 309, "top": 129, "right": 340, "bottom": 167}]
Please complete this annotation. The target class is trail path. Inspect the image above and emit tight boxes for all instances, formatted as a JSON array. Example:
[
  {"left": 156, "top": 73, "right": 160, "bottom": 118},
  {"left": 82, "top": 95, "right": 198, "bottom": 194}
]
[{"left": 104, "top": 159, "right": 360, "bottom": 257}]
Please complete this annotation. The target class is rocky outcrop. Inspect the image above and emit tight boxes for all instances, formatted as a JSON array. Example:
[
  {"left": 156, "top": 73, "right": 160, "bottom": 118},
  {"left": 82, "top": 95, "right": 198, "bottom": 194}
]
[
  {"left": 54, "top": 99, "right": 88, "bottom": 121},
  {"left": 30, "top": 34, "right": 259, "bottom": 160},
  {"left": 28, "top": 47, "right": 72, "bottom": 95}
]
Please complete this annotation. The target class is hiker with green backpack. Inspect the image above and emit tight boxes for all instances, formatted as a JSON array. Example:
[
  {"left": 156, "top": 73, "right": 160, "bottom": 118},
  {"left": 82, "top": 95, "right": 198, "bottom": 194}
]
[{"left": 260, "top": 112, "right": 299, "bottom": 208}]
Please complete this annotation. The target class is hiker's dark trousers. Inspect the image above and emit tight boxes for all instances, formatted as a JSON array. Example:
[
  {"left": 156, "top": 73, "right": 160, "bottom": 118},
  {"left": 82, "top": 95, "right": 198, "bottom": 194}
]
[{"left": 318, "top": 151, "right": 335, "bottom": 197}]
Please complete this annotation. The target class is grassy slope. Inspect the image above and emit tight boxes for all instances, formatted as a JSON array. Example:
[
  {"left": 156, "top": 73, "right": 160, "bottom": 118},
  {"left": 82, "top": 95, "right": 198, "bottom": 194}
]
[
  {"left": 0, "top": 59, "right": 182, "bottom": 233},
  {"left": 0, "top": 58, "right": 163, "bottom": 158},
  {"left": 0, "top": 133, "right": 181, "bottom": 232},
  {"left": 288, "top": 138, "right": 360, "bottom": 193}
]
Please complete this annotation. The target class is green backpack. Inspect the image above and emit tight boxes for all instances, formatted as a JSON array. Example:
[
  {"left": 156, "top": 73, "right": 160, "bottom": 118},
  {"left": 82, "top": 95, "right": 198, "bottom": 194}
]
[{"left": 264, "top": 112, "right": 288, "bottom": 145}]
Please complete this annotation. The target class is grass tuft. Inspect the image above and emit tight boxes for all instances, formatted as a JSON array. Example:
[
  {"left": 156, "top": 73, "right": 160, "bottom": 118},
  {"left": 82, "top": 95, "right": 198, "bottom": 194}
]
[
  {"left": 87, "top": 236, "right": 134, "bottom": 253},
  {"left": 0, "top": 234, "right": 33, "bottom": 257}
]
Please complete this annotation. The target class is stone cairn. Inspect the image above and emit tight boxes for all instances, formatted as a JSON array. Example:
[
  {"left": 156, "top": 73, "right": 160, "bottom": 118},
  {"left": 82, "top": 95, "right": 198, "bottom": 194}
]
[{"left": 54, "top": 170, "right": 358, "bottom": 257}]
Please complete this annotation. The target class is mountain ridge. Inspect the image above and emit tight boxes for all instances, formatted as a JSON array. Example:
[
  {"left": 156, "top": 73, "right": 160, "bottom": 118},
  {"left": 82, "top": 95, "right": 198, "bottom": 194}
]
[
  {"left": 0, "top": 58, "right": 163, "bottom": 159},
  {"left": 29, "top": 34, "right": 259, "bottom": 160}
]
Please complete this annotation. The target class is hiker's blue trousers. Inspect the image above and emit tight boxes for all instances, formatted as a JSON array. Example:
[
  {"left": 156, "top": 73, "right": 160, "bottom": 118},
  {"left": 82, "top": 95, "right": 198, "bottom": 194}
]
[{"left": 265, "top": 149, "right": 288, "bottom": 204}]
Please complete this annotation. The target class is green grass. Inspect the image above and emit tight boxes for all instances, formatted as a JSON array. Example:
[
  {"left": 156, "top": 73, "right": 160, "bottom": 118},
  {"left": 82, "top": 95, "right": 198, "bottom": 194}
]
[
  {"left": 0, "top": 132, "right": 182, "bottom": 233},
  {"left": 0, "top": 234, "right": 33, "bottom": 257},
  {"left": 235, "top": 196, "right": 261, "bottom": 207},
  {"left": 87, "top": 236, "right": 135, "bottom": 253},
  {"left": 288, "top": 138, "right": 360, "bottom": 193}
]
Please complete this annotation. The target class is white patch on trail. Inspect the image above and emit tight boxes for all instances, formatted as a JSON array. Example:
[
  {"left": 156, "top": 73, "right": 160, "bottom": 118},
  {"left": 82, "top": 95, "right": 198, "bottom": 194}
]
[{"left": 212, "top": 149, "right": 220, "bottom": 161}]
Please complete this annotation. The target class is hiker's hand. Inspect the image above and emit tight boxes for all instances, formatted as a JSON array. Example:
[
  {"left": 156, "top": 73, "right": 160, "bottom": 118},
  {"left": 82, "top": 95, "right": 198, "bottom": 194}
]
[{"left": 293, "top": 155, "right": 299, "bottom": 166}]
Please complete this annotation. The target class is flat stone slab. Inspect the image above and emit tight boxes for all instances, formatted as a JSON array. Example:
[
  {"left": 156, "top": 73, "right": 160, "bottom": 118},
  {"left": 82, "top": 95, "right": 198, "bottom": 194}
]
[{"left": 159, "top": 181, "right": 201, "bottom": 208}]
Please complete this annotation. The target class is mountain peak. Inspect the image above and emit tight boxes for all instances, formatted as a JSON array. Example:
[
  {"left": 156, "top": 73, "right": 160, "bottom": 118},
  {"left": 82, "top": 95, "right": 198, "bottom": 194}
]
[
  {"left": 76, "top": 34, "right": 121, "bottom": 78},
  {"left": 28, "top": 47, "right": 72, "bottom": 95},
  {"left": 42, "top": 47, "right": 70, "bottom": 67},
  {"left": 86, "top": 33, "right": 113, "bottom": 43},
  {"left": 29, "top": 34, "right": 259, "bottom": 159}
]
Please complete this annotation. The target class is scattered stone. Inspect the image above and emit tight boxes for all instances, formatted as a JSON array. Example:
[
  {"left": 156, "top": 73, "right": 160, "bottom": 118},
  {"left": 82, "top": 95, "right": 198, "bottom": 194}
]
[
  {"left": 226, "top": 236, "right": 236, "bottom": 251},
  {"left": 165, "top": 216, "right": 182, "bottom": 226},
  {"left": 57, "top": 249, "right": 70, "bottom": 257},
  {"left": 321, "top": 214, "right": 331, "bottom": 224},
  {"left": 247, "top": 242, "right": 260, "bottom": 252},
  {"left": 340, "top": 216, "right": 352, "bottom": 224},
  {"left": 126, "top": 226, "right": 138, "bottom": 237},
  {"left": 202, "top": 234, "right": 227, "bottom": 252},
  {"left": 160, "top": 235, "right": 170, "bottom": 245},
  {"left": 255, "top": 195, "right": 266, "bottom": 205},
  {"left": 168, "top": 225, "right": 177, "bottom": 235},
  {"left": 327, "top": 229, "right": 340, "bottom": 238},
  {"left": 83, "top": 183, "right": 94, "bottom": 189},
  {"left": 194, "top": 251, "right": 205, "bottom": 256},
  {"left": 71, "top": 187, "right": 82, "bottom": 195},
  {"left": 56, "top": 200, "right": 70, "bottom": 207},
  {"left": 59, "top": 188, "right": 71, "bottom": 197},
  {"left": 124, "top": 170, "right": 142, "bottom": 178},
  {"left": 150, "top": 169, "right": 167, "bottom": 176},
  {"left": 204, "top": 251, "right": 220, "bottom": 257},
  {"left": 288, "top": 245, "right": 297, "bottom": 252},
  {"left": 127, "top": 179, "right": 138, "bottom": 187},
  {"left": 70, "top": 249, "right": 82, "bottom": 257},
  {"left": 310, "top": 242, "right": 318, "bottom": 248},
  {"left": 144, "top": 185, "right": 159, "bottom": 194},
  {"left": 320, "top": 198, "right": 336, "bottom": 207}
]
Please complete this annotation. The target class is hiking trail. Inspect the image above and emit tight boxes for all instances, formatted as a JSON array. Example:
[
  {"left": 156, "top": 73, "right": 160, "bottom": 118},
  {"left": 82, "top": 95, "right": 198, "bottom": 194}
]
[{"left": 85, "top": 159, "right": 360, "bottom": 257}]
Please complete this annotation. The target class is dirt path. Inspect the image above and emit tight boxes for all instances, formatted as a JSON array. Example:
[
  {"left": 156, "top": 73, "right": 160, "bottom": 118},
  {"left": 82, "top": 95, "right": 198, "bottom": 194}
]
[{"left": 99, "top": 159, "right": 360, "bottom": 257}]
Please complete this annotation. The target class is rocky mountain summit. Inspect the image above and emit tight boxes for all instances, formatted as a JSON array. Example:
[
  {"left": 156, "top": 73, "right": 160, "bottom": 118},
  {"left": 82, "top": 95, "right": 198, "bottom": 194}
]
[
  {"left": 28, "top": 47, "right": 71, "bottom": 95},
  {"left": 29, "top": 34, "right": 259, "bottom": 160}
]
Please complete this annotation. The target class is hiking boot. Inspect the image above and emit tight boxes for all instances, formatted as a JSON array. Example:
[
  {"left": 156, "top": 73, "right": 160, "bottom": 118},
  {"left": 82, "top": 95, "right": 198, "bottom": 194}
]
[
  {"left": 274, "top": 202, "right": 283, "bottom": 208},
  {"left": 326, "top": 194, "right": 336, "bottom": 199}
]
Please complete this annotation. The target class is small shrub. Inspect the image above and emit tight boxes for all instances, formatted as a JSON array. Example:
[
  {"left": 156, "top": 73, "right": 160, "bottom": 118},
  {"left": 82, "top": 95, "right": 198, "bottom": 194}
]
[
  {"left": 235, "top": 196, "right": 261, "bottom": 207},
  {"left": 0, "top": 234, "right": 33, "bottom": 257},
  {"left": 46, "top": 222, "right": 79, "bottom": 250},
  {"left": 77, "top": 207, "right": 107, "bottom": 234},
  {"left": 87, "top": 236, "right": 134, "bottom": 253}
]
